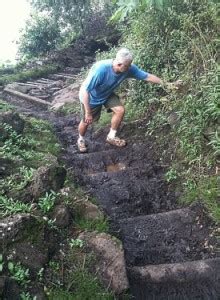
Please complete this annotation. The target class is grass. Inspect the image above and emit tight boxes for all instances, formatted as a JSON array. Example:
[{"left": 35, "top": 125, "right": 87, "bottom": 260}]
[
  {"left": 24, "top": 117, "right": 61, "bottom": 158},
  {"left": 0, "top": 64, "right": 60, "bottom": 85},
  {"left": 75, "top": 216, "right": 109, "bottom": 233},
  {"left": 57, "top": 102, "right": 81, "bottom": 115},
  {"left": 180, "top": 175, "right": 219, "bottom": 223},
  {"left": 0, "top": 99, "right": 14, "bottom": 111},
  {"left": 48, "top": 247, "right": 115, "bottom": 300},
  {"left": 0, "top": 116, "right": 60, "bottom": 167}
]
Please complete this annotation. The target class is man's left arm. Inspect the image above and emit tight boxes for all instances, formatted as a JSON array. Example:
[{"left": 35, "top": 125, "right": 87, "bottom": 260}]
[
  {"left": 145, "top": 73, "right": 182, "bottom": 90},
  {"left": 145, "top": 74, "right": 163, "bottom": 84},
  {"left": 129, "top": 65, "right": 182, "bottom": 89}
]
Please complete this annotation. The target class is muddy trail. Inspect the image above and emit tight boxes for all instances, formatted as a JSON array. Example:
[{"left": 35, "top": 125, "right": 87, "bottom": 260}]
[{"left": 2, "top": 70, "right": 220, "bottom": 299}]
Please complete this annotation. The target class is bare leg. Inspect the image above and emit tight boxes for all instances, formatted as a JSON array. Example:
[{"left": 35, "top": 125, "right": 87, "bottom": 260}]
[
  {"left": 110, "top": 105, "right": 125, "bottom": 130},
  {"left": 77, "top": 120, "right": 89, "bottom": 152},
  {"left": 106, "top": 105, "right": 126, "bottom": 147},
  {"left": 78, "top": 120, "right": 89, "bottom": 137}
]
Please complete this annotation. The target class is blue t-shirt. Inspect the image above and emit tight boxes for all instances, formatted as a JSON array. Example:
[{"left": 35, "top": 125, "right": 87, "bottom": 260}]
[{"left": 80, "top": 59, "right": 148, "bottom": 107}]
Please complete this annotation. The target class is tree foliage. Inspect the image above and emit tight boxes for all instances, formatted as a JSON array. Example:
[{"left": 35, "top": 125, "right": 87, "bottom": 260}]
[
  {"left": 125, "top": 0, "right": 218, "bottom": 159},
  {"left": 30, "top": 0, "right": 111, "bottom": 33},
  {"left": 18, "top": 13, "right": 63, "bottom": 59},
  {"left": 110, "top": 0, "right": 171, "bottom": 21},
  {"left": 18, "top": 0, "right": 114, "bottom": 59}
]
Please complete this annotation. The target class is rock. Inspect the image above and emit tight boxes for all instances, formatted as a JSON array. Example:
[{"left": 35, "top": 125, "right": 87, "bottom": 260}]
[
  {"left": 78, "top": 231, "right": 129, "bottom": 295},
  {"left": 51, "top": 82, "right": 80, "bottom": 108},
  {"left": 0, "top": 214, "right": 38, "bottom": 248},
  {"left": 8, "top": 241, "right": 49, "bottom": 276},
  {"left": 3, "top": 277, "right": 20, "bottom": 300},
  {"left": 41, "top": 153, "right": 58, "bottom": 166},
  {"left": 29, "top": 164, "right": 67, "bottom": 199},
  {"left": 51, "top": 204, "right": 71, "bottom": 228},
  {"left": 0, "top": 112, "right": 25, "bottom": 140},
  {"left": 0, "top": 158, "right": 15, "bottom": 178},
  {"left": 167, "top": 111, "right": 179, "bottom": 126},
  {"left": 51, "top": 102, "right": 65, "bottom": 111},
  {"left": 0, "top": 276, "right": 7, "bottom": 298},
  {"left": 4, "top": 83, "right": 31, "bottom": 94},
  {"left": 75, "top": 200, "right": 104, "bottom": 220}
]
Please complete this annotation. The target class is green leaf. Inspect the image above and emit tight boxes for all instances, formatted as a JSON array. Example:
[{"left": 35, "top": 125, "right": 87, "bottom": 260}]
[{"left": 8, "top": 261, "right": 14, "bottom": 272}]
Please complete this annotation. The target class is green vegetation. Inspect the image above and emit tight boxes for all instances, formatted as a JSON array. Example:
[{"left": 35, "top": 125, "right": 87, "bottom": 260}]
[
  {"left": 17, "top": 0, "right": 114, "bottom": 60},
  {"left": 0, "top": 254, "right": 4, "bottom": 272},
  {"left": 57, "top": 102, "right": 81, "bottom": 115},
  {"left": 165, "top": 167, "right": 178, "bottom": 183},
  {"left": 181, "top": 175, "right": 219, "bottom": 222},
  {"left": 0, "top": 111, "right": 61, "bottom": 219},
  {"left": 18, "top": 14, "right": 63, "bottom": 60},
  {"left": 48, "top": 245, "right": 114, "bottom": 300},
  {"left": 0, "top": 99, "right": 14, "bottom": 111},
  {"left": 75, "top": 215, "right": 109, "bottom": 233},
  {"left": 69, "top": 238, "right": 85, "bottom": 249},
  {"left": 0, "top": 63, "right": 60, "bottom": 85},
  {"left": 38, "top": 191, "right": 58, "bottom": 213},
  {"left": 7, "top": 261, "right": 35, "bottom": 300},
  {"left": 20, "top": 291, "right": 36, "bottom": 300},
  {"left": 0, "top": 117, "right": 60, "bottom": 166},
  {"left": 0, "top": 166, "right": 34, "bottom": 193},
  {"left": 8, "top": 261, "right": 30, "bottom": 286},
  {"left": 0, "top": 196, "right": 33, "bottom": 217}
]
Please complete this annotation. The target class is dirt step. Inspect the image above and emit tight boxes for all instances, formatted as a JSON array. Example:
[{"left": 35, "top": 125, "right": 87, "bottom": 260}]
[
  {"left": 119, "top": 206, "right": 217, "bottom": 267},
  {"left": 68, "top": 141, "right": 159, "bottom": 174},
  {"left": 2, "top": 93, "right": 48, "bottom": 114},
  {"left": 71, "top": 150, "right": 125, "bottom": 172},
  {"left": 128, "top": 258, "right": 220, "bottom": 300},
  {"left": 72, "top": 170, "right": 175, "bottom": 224}
]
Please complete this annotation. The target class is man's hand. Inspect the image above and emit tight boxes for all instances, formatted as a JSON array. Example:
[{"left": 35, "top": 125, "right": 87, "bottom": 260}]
[
  {"left": 85, "top": 113, "right": 93, "bottom": 124},
  {"left": 163, "top": 80, "right": 183, "bottom": 91},
  {"left": 173, "top": 80, "right": 183, "bottom": 89}
]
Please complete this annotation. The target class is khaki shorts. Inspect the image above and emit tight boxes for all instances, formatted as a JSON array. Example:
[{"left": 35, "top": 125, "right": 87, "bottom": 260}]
[{"left": 80, "top": 94, "right": 122, "bottom": 122}]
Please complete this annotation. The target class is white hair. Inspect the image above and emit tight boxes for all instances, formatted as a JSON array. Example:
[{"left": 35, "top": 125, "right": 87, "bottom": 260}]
[{"left": 115, "top": 48, "right": 133, "bottom": 63}]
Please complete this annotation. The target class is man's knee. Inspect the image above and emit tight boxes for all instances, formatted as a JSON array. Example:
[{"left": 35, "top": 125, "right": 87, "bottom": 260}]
[
  {"left": 112, "top": 105, "right": 125, "bottom": 116},
  {"left": 79, "top": 119, "right": 89, "bottom": 128}
]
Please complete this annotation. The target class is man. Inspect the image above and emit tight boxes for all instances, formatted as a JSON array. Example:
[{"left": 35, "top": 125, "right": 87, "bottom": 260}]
[{"left": 78, "top": 48, "right": 180, "bottom": 153}]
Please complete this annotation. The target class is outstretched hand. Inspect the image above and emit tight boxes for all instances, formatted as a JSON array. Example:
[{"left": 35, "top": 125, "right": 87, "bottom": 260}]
[
  {"left": 173, "top": 80, "right": 184, "bottom": 89},
  {"left": 165, "top": 80, "right": 183, "bottom": 91}
]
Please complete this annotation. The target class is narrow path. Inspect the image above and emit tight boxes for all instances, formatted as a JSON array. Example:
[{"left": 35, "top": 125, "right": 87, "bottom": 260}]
[{"left": 2, "top": 73, "right": 219, "bottom": 299}]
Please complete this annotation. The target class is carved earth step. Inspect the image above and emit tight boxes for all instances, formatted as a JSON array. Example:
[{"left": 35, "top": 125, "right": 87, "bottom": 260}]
[
  {"left": 69, "top": 142, "right": 160, "bottom": 176},
  {"left": 128, "top": 258, "right": 220, "bottom": 300},
  {"left": 85, "top": 171, "right": 175, "bottom": 221},
  {"left": 119, "top": 207, "right": 217, "bottom": 267}
]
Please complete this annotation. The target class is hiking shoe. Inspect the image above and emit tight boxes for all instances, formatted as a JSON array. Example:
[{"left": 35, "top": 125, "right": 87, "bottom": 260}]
[
  {"left": 106, "top": 136, "right": 126, "bottom": 147},
  {"left": 77, "top": 139, "right": 87, "bottom": 153}
]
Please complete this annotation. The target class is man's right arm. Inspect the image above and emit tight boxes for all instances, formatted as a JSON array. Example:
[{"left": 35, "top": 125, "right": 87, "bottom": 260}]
[{"left": 81, "top": 88, "right": 93, "bottom": 124}]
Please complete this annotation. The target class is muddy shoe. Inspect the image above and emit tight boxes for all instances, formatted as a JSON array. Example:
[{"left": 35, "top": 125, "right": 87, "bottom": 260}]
[
  {"left": 106, "top": 136, "right": 127, "bottom": 147},
  {"left": 77, "top": 139, "right": 87, "bottom": 153}
]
